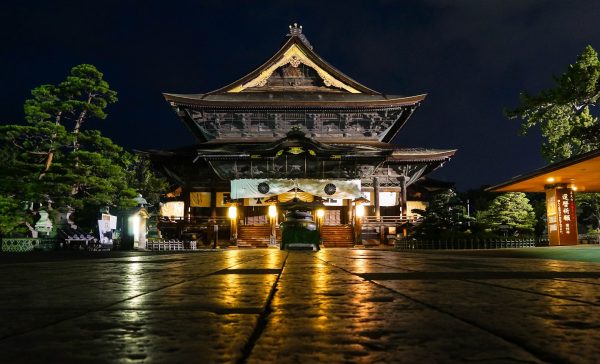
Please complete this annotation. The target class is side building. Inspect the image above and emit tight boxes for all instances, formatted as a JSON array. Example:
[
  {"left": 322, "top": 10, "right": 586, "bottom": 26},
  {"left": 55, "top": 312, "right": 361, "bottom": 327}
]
[{"left": 144, "top": 25, "right": 456, "bottom": 247}]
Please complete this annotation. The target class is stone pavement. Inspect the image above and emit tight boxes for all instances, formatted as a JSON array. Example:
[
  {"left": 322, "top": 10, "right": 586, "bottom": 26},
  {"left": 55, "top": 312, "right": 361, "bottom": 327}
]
[{"left": 1, "top": 247, "right": 600, "bottom": 363}]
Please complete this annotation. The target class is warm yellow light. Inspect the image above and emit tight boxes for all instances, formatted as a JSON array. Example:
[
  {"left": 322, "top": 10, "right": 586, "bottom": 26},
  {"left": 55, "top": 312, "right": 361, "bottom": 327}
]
[
  {"left": 546, "top": 177, "right": 555, "bottom": 183},
  {"left": 355, "top": 204, "right": 365, "bottom": 218},
  {"left": 268, "top": 205, "right": 277, "bottom": 218},
  {"left": 571, "top": 185, "right": 578, "bottom": 191},
  {"left": 228, "top": 205, "right": 237, "bottom": 219},
  {"left": 316, "top": 209, "right": 325, "bottom": 219}
]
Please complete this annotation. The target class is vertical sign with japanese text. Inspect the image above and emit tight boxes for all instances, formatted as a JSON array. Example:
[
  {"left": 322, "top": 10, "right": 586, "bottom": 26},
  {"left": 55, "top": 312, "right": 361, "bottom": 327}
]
[
  {"left": 545, "top": 189, "right": 558, "bottom": 245},
  {"left": 546, "top": 187, "right": 578, "bottom": 245}
]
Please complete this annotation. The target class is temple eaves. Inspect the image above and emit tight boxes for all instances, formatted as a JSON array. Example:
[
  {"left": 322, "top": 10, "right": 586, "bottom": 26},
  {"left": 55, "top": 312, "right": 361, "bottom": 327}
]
[{"left": 162, "top": 26, "right": 431, "bottom": 143}]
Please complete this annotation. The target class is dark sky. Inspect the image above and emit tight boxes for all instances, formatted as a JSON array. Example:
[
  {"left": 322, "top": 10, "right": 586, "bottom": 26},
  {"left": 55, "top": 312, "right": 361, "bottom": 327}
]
[{"left": 2, "top": 0, "right": 600, "bottom": 191}]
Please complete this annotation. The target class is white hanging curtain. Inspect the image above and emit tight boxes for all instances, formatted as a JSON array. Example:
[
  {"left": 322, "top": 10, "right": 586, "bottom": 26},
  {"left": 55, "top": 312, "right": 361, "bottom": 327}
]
[{"left": 231, "top": 178, "right": 361, "bottom": 199}]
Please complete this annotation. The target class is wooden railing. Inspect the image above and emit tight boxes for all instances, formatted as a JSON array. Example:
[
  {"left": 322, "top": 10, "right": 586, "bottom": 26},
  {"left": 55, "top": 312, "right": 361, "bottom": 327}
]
[
  {"left": 361, "top": 216, "right": 421, "bottom": 225},
  {"left": 160, "top": 216, "right": 230, "bottom": 225}
]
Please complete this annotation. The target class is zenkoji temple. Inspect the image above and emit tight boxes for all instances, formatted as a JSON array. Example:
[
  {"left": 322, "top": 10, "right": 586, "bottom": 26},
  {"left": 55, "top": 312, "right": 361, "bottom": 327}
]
[{"left": 145, "top": 24, "right": 456, "bottom": 248}]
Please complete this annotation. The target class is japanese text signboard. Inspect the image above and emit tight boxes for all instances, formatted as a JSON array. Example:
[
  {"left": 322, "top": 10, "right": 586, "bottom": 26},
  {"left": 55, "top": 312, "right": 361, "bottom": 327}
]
[{"left": 546, "top": 187, "right": 578, "bottom": 245}]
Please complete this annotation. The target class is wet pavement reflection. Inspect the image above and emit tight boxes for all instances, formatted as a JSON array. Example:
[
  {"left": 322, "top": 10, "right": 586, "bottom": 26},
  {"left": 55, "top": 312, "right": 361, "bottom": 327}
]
[{"left": 1, "top": 247, "right": 600, "bottom": 363}]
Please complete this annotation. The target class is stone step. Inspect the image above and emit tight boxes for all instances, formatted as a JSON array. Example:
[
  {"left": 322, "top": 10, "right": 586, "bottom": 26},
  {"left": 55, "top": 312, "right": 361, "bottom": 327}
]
[
  {"left": 237, "top": 225, "right": 279, "bottom": 248},
  {"left": 320, "top": 225, "right": 354, "bottom": 247}
]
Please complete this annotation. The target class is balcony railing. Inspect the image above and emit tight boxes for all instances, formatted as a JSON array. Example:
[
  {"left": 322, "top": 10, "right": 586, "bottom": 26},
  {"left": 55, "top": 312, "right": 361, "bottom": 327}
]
[
  {"left": 361, "top": 216, "right": 421, "bottom": 225},
  {"left": 159, "top": 216, "right": 230, "bottom": 226}
]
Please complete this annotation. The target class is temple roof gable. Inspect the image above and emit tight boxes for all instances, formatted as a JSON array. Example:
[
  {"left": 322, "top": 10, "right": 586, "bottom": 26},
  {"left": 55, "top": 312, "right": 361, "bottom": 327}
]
[{"left": 208, "top": 25, "right": 379, "bottom": 95}]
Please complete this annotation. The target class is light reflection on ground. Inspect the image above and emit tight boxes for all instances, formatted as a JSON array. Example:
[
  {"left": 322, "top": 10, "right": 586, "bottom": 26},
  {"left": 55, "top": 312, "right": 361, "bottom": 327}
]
[{"left": 1, "top": 247, "right": 600, "bottom": 362}]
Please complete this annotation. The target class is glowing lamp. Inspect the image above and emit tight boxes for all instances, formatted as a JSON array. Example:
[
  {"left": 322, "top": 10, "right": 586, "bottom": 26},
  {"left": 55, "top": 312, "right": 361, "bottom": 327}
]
[
  {"left": 571, "top": 185, "right": 578, "bottom": 191},
  {"left": 546, "top": 177, "right": 555, "bottom": 183},
  {"left": 355, "top": 204, "right": 365, "bottom": 218},
  {"left": 268, "top": 205, "right": 277, "bottom": 218},
  {"left": 316, "top": 209, "right": 325, "bottom": 219},
  {"left": 129, "top": 215, "right": 141, "bottom": 241},
  {"left": 227, "top": 205, "right": 237, "bottom": 219}
]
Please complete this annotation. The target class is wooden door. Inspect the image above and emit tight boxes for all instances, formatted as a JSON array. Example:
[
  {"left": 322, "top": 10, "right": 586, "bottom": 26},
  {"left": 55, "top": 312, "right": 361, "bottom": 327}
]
[{"left": 323, "top": 210, "right": 341, "bottom": 225}]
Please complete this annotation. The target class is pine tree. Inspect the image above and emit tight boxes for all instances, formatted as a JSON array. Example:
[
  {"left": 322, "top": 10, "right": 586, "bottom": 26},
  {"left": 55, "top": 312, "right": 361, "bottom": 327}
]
[
  {"left": 124, "top": 155, "right": 170, "bottom": 206},
  {"left": 0, "top": 64, "right": 165, "bottom": 234},
  {"left": 507, "top": 45, "right": 600, "bottom": 162},
  {"left": 23, "top": 64, "right": 118, "bottom": 178},
  {"left": 506, "top": 45, "right": 600, "bottom": 233},
  {"left": 411, "top": 189, "right": 472, "bottom": 238},
  {"left": 476, "top": 193, "right": 536, "bottom": 235}
]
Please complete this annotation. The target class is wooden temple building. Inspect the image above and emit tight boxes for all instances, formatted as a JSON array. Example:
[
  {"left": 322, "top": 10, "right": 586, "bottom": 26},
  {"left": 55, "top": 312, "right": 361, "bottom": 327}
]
[{"left": 145, "top": 24, "right": 456, "bottom": 247}]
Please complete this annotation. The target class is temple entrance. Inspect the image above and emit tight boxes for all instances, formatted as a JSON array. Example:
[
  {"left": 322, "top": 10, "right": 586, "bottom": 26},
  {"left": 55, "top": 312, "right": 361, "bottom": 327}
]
[
  {"left": 323, "top": 209, "right": 341, "bottom": 226},
  {"left": 235, "top": 196, "right": 355, "bottom": 248},
  {"left": 246, "top": 215, "right": 268, "bottom": 225}
]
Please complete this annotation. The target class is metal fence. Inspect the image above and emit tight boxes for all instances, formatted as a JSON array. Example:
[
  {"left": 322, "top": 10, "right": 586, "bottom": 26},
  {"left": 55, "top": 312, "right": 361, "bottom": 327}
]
[
  {"left": 1, "top": 238, "right": 59, "bottom": 252},
  {"left": 395, "top": 237, "right": 549, "bottom": 250},
  {"left": 579, "top": 233, "right": 600, "bottom": 244}
]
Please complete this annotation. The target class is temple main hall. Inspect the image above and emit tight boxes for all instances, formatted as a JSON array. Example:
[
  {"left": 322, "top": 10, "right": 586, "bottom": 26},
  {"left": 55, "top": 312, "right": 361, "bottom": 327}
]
[{"left": 145, "top": 24, "right": 456, "bottom": 248}]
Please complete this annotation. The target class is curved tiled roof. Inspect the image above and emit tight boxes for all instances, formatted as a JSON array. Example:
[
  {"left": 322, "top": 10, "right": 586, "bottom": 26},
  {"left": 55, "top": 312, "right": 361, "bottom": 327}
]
[{"left": 163, "top": 26, "right": 425, "bottom": 109}]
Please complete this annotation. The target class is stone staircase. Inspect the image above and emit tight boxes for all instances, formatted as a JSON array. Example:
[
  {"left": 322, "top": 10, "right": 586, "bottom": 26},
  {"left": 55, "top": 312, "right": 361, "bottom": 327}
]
[
  {"left": 238, "top": 224, "right": 355, "bottom": 248},
  {"left": 237, "top": 224, "right": 280, "bottom": 248},
  {"left": 320, "top": 225, "right": 355, "bottom": 248}
]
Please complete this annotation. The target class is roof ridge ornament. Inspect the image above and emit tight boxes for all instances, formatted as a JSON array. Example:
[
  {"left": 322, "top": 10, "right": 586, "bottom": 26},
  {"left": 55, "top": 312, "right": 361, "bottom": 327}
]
[{"left": 287, "top": 23, "right": 313, "bottom": 50}]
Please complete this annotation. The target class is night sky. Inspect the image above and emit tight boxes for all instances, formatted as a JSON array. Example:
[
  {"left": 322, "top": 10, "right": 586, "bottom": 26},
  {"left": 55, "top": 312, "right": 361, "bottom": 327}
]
[{"left": 2, "top": 0, "right": 600, "bottom": 191}]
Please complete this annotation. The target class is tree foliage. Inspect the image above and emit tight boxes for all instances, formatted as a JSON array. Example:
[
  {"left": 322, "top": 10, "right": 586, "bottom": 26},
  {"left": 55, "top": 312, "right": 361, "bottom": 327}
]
[
  {"left": 0, "top": 122, "right": 138, "bottom": 231},
  {"left": 23, "top": 64, "right": 119, "bottom": 179},
  {"left": 507, "top": 45, "right": 600, "bottom": 233},
  {"left": 476, "top": 193, "right": 536, "bottom": 235},
  {"left": 0, "top": 64, "right": 166, "bottom": 234},
  {"left": 506, "top": 45, "right": 600, "bottom": 162},
  {"left": 25, "top": 64, "right": 118, "bottom": 133},
  {"left": 410, "top": 189, "right": 472, "bottom": 238},
  {"left": 576, "top": 193, "right": 600, "bottom": 230},
  {"left": 125, "top": 155, "right": 170, "bottom": 206},
  {"left": 0, "top": 195, "right": 31, "bottom": 236},
  {"left": 49, "top": 131, "right": 138, "bottom": 222},
  {"left": 0, "top": 121, "right": 70, "bottom": 211}
]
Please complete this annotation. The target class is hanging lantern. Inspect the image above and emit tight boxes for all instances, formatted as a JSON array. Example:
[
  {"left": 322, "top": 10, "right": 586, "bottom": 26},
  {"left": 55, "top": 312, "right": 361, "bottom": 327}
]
[
  {"left": 228, "top": 205, "right": 237, "bottom": 219},
  {"left": 268, "top": 205, "right": 277, "bottom": 218}
]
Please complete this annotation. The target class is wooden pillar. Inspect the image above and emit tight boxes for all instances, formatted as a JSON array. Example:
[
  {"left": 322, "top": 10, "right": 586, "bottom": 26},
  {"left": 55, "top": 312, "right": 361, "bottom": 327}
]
[
  {"left": 347, "top": 199, "right": 353, "bottom": 226},
  {"left": 238, "top": 200, "right": 245, "bottom": 225},
  {"left": 354, "top": 210, "right": 362, "bottom": 244},
  {"left": 373, "top": 177, "right": 384, "bottom": 244},
  {"left": 231, "top": 218, "right": 238, "bottom": 241},
  {"left": 183, "top": 187, "right": 190, "bottom": 223},
  {"left": 206, "top": 188, "right": 217, "bottom": 245},
  {"left": 210, "top": 188, "right": 217, "bottom": 220},
  {"left": 545, "top": 185, "right": 578, "bottom": 246},
  {"left": 373, "top": 177, "right": 381, "bottom": 218},
  {"left": 400, "top": 177, "right": 408, "bottom": 219}
]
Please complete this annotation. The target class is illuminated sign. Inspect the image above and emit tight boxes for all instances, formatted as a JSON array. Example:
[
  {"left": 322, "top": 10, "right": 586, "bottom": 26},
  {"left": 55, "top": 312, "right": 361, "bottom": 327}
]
[{"left": 546, "top": 187, "right": 578, "bottom": 245}]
